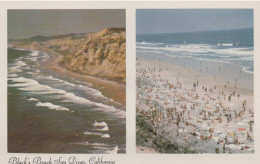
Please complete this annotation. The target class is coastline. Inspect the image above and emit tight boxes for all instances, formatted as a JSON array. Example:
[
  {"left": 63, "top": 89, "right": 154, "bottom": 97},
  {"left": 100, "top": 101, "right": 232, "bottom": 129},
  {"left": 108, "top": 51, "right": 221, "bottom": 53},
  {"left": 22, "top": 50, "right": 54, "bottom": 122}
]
[
  {"left": 43, "top": 49, "right": 126, "bottom": 109},
  {"left": 136, "top": 56, "right": 254, "bottom": 153},
  {"left": 12, "top": 46, "right": 126, "bottom": 110},
  {"left": 8, "top": 46, "right": 126, "bottom": 153},
  {"left": 137, "top": 57, "right": 253, "bottom": 110},
  {"left": 137, "top": 50, "right": 254, "bottom": 91}
]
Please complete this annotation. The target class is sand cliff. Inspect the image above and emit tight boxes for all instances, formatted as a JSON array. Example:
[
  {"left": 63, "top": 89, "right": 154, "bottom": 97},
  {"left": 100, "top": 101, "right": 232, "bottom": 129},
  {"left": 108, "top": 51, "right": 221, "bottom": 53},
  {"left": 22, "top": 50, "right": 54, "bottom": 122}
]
[{"left": 11, "top": 28, "right": 126, "bottom": 83}]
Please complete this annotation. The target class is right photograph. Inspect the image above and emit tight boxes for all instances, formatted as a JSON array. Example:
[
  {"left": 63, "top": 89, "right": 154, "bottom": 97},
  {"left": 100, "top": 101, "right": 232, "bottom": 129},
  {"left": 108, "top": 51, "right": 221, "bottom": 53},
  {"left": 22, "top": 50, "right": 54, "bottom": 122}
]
[{"left": 136, "top": 9, "right": 254, "bottom": 154}]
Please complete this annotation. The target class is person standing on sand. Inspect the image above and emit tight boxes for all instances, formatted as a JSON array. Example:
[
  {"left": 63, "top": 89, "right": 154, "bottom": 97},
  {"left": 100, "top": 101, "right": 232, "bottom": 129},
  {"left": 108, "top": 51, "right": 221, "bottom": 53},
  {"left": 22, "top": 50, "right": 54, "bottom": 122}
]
[
  {"left": 193, "top": 82, "right": 196, "bottom": 88},
  {"left": 229, "top": 113, "right": 232, "bottom": 121},
  {"left": 247, "top": 132, "right": 250, "bottom": 140},
  {"left": 242, "top": 100, "right": 246, "bottom": 109},
  {"left": 250, "top": 124, "right": 253, "bottom": 132}
]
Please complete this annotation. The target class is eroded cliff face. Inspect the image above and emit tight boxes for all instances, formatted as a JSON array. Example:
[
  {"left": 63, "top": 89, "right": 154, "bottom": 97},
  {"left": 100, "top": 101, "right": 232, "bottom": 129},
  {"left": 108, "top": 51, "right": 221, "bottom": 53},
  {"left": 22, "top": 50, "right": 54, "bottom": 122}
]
[{"left": 12, "top": 28, "right": 126, "bottom": 82}]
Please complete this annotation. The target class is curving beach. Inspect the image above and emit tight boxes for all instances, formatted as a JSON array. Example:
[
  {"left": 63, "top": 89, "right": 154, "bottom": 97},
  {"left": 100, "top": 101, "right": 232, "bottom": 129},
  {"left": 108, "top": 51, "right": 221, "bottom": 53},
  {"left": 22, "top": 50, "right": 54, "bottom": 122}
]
[{"left": 8, "top": 28, "right": 126, "bottom": 154}]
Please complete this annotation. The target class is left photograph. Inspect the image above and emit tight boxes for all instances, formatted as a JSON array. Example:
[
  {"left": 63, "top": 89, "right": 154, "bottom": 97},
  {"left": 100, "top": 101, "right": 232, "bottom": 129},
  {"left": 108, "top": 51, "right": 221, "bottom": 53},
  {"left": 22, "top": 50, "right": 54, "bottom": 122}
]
[{"left": 8, "top": 9, "right": 126, "bottom": 153}]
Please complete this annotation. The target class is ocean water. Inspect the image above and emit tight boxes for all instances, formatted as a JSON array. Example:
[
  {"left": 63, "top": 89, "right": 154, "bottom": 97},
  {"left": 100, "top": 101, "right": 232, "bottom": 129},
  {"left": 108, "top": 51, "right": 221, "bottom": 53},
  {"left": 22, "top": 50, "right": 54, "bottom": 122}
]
[
  {"left": 8, "top": 48, "right": 125, "bottom": 153},
  {"left": 137, "top": 28, "right": 254, "bottom": 90},
  {"left": 137, "top": 28, "right": 254, "bottom": 74}
]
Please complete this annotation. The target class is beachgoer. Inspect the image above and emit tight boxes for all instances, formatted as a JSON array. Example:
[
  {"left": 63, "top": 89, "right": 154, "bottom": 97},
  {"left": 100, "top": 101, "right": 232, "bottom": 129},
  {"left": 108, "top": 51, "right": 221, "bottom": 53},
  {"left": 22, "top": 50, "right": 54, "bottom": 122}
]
[
  {"left": 228, "top": 95, "right": 231, "bottom": 102},
  {"left": 250, "top": 124, "right": 253, "bottom": 132},
  {"left": 247, "top": 132, "right": 250, "bottom": 140}
]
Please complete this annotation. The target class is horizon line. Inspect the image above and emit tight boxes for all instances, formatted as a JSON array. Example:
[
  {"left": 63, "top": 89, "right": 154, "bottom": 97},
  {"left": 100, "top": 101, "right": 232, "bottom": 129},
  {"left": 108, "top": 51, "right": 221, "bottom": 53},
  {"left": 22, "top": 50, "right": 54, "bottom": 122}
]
[{"left": 137, "top": 27, "right": 253, "bottom": 35}]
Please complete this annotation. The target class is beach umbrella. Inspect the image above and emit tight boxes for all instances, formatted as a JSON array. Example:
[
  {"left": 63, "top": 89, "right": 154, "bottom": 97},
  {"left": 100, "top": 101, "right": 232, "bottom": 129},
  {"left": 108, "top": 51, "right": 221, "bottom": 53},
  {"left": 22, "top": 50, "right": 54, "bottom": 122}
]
[{"left": 237, "top": 128, "right": 246, "bottom": 131}]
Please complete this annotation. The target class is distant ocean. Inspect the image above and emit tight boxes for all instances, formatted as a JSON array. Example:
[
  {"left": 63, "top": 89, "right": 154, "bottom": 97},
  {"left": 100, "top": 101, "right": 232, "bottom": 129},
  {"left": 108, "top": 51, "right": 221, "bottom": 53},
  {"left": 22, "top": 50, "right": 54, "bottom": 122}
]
[
  {"left": 137, "top": 28, "right": 254, "bottom": 74},
  {"left": 8, "top": 48, "right": 125, "bottom": 153}
]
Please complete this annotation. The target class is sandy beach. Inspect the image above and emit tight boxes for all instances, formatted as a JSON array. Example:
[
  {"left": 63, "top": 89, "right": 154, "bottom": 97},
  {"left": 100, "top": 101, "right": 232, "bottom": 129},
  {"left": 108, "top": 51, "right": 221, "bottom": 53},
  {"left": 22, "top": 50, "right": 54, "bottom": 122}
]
[
  {"left": 136, "top": 56, "right": 254, "bottom": 153},
  {"left": 7, "top": 10, "right": 126, "bottom": 154},
  {"left": 34, "top": 48, "right": 126, "bottom": 110}
]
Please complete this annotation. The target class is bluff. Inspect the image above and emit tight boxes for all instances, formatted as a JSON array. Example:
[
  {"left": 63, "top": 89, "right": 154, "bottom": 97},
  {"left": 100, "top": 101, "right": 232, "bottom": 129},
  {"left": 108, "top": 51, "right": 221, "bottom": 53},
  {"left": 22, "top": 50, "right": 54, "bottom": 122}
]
[{"left": 12, "top": 28, "right": 126, "bottom": 82}]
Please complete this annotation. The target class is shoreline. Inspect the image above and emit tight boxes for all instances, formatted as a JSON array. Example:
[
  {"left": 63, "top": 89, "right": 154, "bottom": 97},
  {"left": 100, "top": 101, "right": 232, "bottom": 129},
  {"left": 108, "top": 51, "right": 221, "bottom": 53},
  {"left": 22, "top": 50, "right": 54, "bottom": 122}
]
[
  {"left": 12, "top": 46, "right": 126, "bottom": 110},
  {"left": 137, "top": 50, "right": 254, "bottom": 91},
  {"left": 137, "top": 57, "right": 253, "bottom": 110},
  {"left": 8, "top": 46, "right": 126, "bottom": 153},
  {"left": 43, "top": 49, "right": 126, "bottom": 109},
  {"left": 136, "top": 56, "right": 254, "bottom": 153}
]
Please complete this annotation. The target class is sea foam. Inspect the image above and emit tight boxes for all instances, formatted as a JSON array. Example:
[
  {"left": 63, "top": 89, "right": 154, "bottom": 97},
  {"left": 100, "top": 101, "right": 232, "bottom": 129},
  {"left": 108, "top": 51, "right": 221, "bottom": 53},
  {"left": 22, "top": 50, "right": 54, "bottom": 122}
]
[
  {"left": 94, "top": 126, "right": 109, "bottom": 131},
  {"left": 106, "top": 146, "right": 119, "bottom": 154},
  {"left": 36, "top": 102, "right": 70, "bottom": 111},
  {"left": 8, "top": 76, "right": 119, "bottom": 113},
  {"left": 27, "top": 98, "right": 39, "bottom": 102},
  {"left": 83, "top": 131, "right": 110, "bottom": 138},
  {"left": 93, "top": 121, "right": 108, "bottom": 127}
]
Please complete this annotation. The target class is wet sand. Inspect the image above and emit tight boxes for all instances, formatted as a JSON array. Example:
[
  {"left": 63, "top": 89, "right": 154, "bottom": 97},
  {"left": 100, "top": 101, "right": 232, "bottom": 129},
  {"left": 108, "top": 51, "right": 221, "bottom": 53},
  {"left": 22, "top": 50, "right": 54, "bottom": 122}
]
[{"left": 41, "top": 49, "right": 126, "bottom": 109}]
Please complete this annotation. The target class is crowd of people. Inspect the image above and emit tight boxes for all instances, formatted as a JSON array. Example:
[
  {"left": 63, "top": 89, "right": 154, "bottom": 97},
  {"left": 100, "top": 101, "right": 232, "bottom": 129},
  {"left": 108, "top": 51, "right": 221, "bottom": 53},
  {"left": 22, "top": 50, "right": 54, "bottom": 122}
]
[{"left": 136, "top": 58, "right": 254, "bottom": 153}]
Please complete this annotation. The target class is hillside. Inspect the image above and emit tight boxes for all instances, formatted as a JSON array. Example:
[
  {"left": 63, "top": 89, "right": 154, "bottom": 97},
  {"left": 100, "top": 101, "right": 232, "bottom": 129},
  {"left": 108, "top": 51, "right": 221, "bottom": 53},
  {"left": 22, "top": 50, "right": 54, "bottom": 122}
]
[{"left": 11, "top": 28, "right": 126, "bottom": 83}]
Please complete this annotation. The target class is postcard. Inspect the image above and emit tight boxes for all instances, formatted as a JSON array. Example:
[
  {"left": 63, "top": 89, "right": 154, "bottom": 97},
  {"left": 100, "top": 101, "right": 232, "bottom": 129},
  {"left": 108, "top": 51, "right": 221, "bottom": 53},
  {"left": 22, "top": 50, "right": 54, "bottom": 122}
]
[{"left": 0, "top": 1, "right": 260, "bottom": 164}]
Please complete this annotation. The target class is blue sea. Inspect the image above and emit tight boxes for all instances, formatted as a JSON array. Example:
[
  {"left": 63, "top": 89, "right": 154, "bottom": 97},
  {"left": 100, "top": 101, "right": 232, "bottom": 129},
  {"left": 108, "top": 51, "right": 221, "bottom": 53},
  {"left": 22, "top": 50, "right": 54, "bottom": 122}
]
[
  {"left": 8, "top": 48, "right": 125, "bottom": 153},
  {"left": 137, "top": 28, "right": 254, "bottom": 74}
]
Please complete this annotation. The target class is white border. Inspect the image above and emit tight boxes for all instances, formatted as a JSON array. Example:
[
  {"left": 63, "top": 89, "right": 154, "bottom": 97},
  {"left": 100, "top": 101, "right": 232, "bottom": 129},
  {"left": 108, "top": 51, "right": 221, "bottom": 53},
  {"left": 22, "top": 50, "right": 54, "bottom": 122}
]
[{"left": 0, "top": 1, "right": 260, "bottom": 164}]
